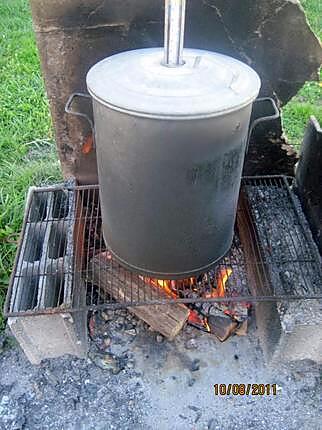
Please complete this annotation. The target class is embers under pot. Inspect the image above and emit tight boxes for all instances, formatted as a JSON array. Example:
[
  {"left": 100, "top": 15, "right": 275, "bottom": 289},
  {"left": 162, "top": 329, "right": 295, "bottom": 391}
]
[{"left": 66, "top": 6, "right": 279, "bottom": 278}]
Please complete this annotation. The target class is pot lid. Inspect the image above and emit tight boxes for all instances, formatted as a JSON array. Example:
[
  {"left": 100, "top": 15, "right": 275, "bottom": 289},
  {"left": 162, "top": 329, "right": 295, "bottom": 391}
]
[{"left": 86, "top": 48, "right": 261, "bottom": 119}]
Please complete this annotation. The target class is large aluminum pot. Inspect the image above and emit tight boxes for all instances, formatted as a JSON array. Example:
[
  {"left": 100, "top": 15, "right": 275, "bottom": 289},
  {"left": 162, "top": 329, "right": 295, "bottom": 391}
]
[{"left": 66, "top": 48, "right": 278, "bottom": 279}]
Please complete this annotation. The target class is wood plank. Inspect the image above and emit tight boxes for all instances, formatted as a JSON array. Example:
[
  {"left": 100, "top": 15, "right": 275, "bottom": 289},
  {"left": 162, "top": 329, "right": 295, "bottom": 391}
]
[{"left": 90, "top": 252, "right": 189, "bottom": 340}]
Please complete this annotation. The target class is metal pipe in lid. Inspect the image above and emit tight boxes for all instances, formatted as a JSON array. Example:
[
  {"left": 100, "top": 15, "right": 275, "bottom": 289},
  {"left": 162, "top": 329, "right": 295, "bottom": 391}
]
[{"left": 164, "top": 0, "right": 186, "bottom": 67}]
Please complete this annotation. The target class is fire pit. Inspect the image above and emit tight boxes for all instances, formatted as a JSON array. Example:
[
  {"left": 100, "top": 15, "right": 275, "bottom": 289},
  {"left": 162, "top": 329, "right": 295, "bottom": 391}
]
[{"left": 5, "top": 175, "right": 322, "bottom": 361}]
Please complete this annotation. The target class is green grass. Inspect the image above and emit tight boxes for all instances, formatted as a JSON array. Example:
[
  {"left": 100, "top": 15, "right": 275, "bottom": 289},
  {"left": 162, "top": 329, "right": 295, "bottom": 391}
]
[
  {"left": 0, "top": 0, "right": 320, "bottom": 329},
  {"left": 0, "top": 0, "right": 61, "bottom": 328},
  {"left": 282, "top": 0, "right": 322, "bottom": 149}
]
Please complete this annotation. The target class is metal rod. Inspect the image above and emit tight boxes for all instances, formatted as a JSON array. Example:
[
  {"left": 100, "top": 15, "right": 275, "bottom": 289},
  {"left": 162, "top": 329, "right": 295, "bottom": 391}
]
[{"left": 164, "top": 0, "right": 186, "bottom": 67}]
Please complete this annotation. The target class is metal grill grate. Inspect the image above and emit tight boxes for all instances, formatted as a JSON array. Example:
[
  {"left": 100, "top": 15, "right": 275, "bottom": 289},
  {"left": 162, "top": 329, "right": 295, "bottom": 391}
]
[{"left": 4, "top": 176, "right": 322, "bottom": 317}]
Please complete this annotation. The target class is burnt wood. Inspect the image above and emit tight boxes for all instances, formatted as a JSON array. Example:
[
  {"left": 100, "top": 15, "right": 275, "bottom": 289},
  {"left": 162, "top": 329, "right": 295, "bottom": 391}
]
[
  {"left": 207, "top": 315, "right": 238, "bottom": 342},
  {"left": 236, "top": 190, "right": 272, "bottom": 298},
  {"left": 235, "top": 320, "right": 248, "bottom": 336},
  {"left": 295, "top": 117, "right": 322, "bottom": 254},
  {"left": 90, "top": 252, "right": 189, "bottom": 340}
]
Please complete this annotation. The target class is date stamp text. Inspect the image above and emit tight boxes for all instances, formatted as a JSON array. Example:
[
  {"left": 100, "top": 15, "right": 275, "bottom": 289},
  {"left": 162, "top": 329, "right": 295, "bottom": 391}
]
[{"left": 214, "top": 384, "right": 278, "bottom": 396}]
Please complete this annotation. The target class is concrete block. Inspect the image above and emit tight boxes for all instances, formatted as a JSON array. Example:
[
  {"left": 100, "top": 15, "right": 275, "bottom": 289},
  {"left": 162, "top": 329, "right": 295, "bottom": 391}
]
[
  {"left": 8, "top": 311, "right": 87, "bottom": 365},
  {"left": 255, "top": 299, "right": 322, "bottom": 364},
  {"left": 8, "top": 184, "right": 87, "bottom": 364}
]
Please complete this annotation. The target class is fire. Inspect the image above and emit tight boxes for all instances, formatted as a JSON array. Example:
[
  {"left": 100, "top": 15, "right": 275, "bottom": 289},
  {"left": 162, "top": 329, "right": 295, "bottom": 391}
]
[
  {"left": 204, "top": 318, "right": 211, "bottom": 332},
  {"left": 146, "top": 267, "right": 233, "bottom": 301},
  {"left": 205, "top": 267, "right": 233, "bottom": 298},
  {"left": 146, "top": 267, "right": 233, "bottom": 333},
  {"left": 154, "top": 279, "right": 176, "bottom": 298},
  {"left": 138, "top": 261, "right": 235, "bottom": 333},
  {"left": 142, "top": 276, "right": 197, "bottom": 299},
  {"left": 216, "top": 267, "right": 233, "bottom": 297},
  {"left": 188, "top": 309, "right": 211, "bottom": 332}
]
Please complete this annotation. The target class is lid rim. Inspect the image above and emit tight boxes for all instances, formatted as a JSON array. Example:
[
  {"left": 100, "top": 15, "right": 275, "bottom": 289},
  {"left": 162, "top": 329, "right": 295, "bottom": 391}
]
[{"left": 89, "top": 87, "right": 259, "bottom": 120}]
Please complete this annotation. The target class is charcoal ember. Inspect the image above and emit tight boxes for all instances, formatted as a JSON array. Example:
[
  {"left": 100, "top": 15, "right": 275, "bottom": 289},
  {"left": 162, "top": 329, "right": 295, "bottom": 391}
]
[
  {"left": 246, "top": 184, "right": 321, "bottom": 296},
  {"left": 117, "top": 309, "right": 128, "bottom": 317},
  {"left": 223, "top": 302, "right": 249, "bottom": 323},
  {"left": 199, "top": 299, "right": 249, "bottom": 324},
  {"left": 187, "top": 309, "right": 209, "bottom": 332},
  {"left": 88, "top": 312, "right": 115, "bottom": 351}
]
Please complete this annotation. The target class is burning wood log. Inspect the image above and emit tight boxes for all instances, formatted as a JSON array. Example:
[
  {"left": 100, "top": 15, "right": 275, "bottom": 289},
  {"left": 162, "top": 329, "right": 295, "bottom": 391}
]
[
  {"left": 207, "top": 315, "right": 238, "bottom": 342},
  {"left": 90, "top": 252, "right": 189, "bottom": 340}
]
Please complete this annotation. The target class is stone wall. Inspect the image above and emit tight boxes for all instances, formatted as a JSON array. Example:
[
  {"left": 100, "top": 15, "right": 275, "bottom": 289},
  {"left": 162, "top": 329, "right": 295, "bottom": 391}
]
[{"left": 29, "top": 0, "right": 322, "bottom": 183}]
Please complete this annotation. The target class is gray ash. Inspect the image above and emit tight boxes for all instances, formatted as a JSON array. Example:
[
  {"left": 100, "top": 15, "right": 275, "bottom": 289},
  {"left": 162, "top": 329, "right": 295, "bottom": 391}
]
[{"left": 246, "top": 184, "right": 322, "bottom": 297}]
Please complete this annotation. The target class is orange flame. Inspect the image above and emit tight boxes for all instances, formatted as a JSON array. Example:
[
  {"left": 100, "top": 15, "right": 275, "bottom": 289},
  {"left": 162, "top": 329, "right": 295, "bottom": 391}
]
[
  {"left": 204, "top": 318, "right": 211, "bottom": 333},
  {"left": 155, "top": 279, "right": 177, "bottom": 298},
  {"left": 141, "top": 265, "right": 234, "bottom": 333},
  {"left": 216, "top": 267, "right": 233, "bottom": 297},
  {"left": 205, "top": 267, "right": 233, "bottom": 298},
  {"left": 145, "top": 267, "right": 232, "bottom": 302},
  {"left": 188, "top": 310, "right": 211, "bottom": 332},
  {"left": 144, "top": 277, "right": 197, "bottom": 299}
]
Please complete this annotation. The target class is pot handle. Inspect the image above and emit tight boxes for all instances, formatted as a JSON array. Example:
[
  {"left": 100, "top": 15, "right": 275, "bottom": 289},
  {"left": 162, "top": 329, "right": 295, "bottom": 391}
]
[
  {"left": 65, "top": 92, "right": 95, "bottom": 146},
  {"left": 246, "top": 97, "right": 280, "bottom": 151}
]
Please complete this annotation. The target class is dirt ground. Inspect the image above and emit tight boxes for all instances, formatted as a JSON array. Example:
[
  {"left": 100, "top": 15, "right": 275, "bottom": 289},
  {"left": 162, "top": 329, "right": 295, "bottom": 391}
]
[{"left": 0, "top": 310, "right": 320, "bottom": 430}]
